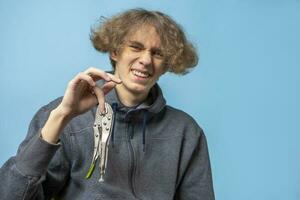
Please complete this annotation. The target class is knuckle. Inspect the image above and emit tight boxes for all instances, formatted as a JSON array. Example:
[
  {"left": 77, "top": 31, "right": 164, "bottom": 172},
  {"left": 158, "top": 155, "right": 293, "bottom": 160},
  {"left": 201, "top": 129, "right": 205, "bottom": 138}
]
[
  {"left": 87, "top": 67, "right": 94, "bottom": 72},
  {"left": 88, "top": 75, "right": 93, "bottom": 80},
  {"left": 76, "top": 72, "right": 83, "bottom": 78},
  {"left": 67, "top": 80, "right": 74, "bottom": 86}
]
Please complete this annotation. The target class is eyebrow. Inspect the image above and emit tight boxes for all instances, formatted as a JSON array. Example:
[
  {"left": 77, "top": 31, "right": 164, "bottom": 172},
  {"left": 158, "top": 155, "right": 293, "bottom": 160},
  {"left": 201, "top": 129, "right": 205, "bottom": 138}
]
[
  {"left": 128, "top": 40, "right": 162, "bottom": 52},
  {"left": 128, "top": 41, "right": 144, "bottom": 48}
]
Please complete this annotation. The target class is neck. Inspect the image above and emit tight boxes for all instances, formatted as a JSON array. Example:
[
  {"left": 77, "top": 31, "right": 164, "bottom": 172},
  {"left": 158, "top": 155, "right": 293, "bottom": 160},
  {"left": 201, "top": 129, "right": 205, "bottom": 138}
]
[{"left": 115, "top": 84, "right": 149, "bottom": 107}]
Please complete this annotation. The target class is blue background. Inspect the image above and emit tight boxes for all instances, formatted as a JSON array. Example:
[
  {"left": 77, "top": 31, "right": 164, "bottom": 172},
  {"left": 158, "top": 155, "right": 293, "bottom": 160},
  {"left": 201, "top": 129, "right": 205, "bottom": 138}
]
[{"left": 1, "top": 0, "right": 299, "bottom": 199}]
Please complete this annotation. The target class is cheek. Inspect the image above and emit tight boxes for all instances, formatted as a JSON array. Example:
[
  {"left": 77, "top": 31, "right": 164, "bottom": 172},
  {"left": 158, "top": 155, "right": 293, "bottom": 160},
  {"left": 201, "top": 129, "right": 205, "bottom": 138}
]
[{"left": 122, "top": 54, "right": 139, "bottom": 68}]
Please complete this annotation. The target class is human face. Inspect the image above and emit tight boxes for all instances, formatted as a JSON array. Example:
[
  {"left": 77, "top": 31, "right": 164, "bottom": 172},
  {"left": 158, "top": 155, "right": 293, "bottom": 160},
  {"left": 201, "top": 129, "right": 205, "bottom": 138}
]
[{"left": 111, "top": 25, "right": 166, "bottom": 100}]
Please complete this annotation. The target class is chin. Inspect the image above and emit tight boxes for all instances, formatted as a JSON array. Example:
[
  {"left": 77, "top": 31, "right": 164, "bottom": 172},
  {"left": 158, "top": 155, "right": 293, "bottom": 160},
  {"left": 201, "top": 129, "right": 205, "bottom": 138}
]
[
  {"left": 130, "top": 85, "right": 149, "bottom": 95},
  {"left": 125, "top": 82, "right": 150, "bottom": 94}
]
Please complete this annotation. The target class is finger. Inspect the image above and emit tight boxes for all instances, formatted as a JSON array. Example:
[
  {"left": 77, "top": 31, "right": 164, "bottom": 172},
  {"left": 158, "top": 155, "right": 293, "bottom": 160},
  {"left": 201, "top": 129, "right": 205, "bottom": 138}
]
[
  {"left": 93, "top": 86, "right": 106, "bottom": 114},
  {"left": 106, "top": 73, "right": 122, "bottom": 84},
  {"left": 84, "top": 67, "right": 111, "bottom": 82},
  {"left": 70, "top": 72, "right": 96, "bottom": 88},
  {"left": 101, "top": 81, "right": 117, "bottom": 95}
]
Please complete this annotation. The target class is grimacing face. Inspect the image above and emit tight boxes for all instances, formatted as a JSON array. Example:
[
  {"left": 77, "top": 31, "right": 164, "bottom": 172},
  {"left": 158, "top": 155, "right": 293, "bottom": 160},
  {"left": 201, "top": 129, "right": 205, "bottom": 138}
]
[{"left": 111, "top": 25, "right": 166, "bottom": 98}]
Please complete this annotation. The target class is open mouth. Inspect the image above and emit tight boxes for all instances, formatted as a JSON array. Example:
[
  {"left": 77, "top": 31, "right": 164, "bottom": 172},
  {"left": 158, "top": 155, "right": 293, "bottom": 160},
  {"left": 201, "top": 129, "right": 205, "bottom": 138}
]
[{"left": 131, "top": 69, "right": 150, "bottom": 78}]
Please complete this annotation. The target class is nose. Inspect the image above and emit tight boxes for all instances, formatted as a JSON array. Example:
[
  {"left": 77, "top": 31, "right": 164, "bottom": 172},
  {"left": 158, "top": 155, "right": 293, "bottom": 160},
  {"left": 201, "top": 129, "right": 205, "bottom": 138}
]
[{"left": 139, "top": 51, "right": 152, "bottom": 66}]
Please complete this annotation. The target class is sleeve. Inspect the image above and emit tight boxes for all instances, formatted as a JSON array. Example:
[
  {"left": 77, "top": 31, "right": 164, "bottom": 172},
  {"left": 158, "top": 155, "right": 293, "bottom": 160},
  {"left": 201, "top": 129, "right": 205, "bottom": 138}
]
[
  {"left": 174, "top": 128, "right": 215, "bottom": 200},
  {"left": 0, "top": 102, "right": 71, "bottom": 200}
]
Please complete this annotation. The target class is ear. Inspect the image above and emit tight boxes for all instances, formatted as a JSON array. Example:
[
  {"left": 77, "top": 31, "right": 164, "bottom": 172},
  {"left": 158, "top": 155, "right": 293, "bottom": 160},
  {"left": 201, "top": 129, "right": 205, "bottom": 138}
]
[{"left": 110, "top": 50, "right": 118, "bottom": 62}]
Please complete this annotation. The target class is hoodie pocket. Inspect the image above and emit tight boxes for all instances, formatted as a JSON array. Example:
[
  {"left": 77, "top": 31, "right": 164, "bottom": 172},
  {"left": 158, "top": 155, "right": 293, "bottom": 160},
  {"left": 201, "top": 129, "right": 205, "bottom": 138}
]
[{"left": 134, "top": 135, "right": 183, "bottom": 199}]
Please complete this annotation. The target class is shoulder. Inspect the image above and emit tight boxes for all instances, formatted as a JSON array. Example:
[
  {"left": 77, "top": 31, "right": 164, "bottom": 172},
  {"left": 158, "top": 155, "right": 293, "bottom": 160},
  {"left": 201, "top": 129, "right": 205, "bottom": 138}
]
[
  {"left": 35, "top": 97, "right": 63, "bottom": 115},
  {"left": 29, "top": 97, "right": 63, "bottom": 129},
  {"left": 162, "top": 105, "right": 204, "bottom": 138}
]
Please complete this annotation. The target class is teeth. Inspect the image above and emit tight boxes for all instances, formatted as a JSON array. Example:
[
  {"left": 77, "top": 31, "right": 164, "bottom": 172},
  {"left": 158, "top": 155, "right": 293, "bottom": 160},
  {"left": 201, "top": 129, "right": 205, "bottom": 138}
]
[{"left": 132, "top": 69, "right": 150, "bottom": 78}]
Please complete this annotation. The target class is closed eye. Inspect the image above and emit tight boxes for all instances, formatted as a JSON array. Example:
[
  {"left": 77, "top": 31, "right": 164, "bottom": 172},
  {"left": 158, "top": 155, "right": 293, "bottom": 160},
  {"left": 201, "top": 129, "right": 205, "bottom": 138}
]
[
  {"left": 128, "top": 41, "right": 144, "bottom": 52},
  {"left": 129, "top": 45, "right": 143, "bottom": 51},
  {"left": 152, "top": 50, "right": 164, "bottom": 59}
]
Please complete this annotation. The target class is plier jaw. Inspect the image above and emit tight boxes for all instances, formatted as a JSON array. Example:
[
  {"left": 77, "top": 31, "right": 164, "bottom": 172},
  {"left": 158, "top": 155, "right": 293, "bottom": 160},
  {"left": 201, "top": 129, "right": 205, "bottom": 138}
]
[{"left": 85, "top": 102, "right": 114, "bottom": 182}]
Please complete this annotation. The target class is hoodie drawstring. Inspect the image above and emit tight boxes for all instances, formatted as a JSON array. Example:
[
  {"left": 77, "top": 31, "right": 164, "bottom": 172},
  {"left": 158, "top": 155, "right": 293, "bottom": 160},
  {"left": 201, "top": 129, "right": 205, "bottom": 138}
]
[
  {"left": 142, "top": 111, "right": 148, "bottom": 152},
  {"left": 110, "top": 104, "right": 148, "bottom": 153},
  {"left": 111, "top": 103, "right": 118, "bottom": 148}
]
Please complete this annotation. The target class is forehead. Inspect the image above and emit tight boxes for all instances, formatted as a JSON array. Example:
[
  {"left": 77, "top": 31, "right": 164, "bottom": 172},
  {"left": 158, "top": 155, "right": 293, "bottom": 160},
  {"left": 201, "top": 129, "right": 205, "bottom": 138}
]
[{"left": 125, "top": 25, "right": 161, "bottom": 47}]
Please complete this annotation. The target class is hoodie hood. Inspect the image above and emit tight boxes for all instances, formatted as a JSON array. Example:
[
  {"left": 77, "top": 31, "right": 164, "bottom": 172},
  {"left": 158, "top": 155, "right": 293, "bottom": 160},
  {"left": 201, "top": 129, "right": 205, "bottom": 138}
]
[
  {"left": 98, "top": 81, "right": 166, "bottom": 123},
  {"left": 95, "top": 80, "right": 167, "bottom": 152}
]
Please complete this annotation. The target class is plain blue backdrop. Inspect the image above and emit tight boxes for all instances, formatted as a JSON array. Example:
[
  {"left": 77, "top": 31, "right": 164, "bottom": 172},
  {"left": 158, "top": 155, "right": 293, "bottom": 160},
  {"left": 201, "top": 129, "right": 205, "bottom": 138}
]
[{"left": 1, "top": 0, "right": 299, "bottom": 199}]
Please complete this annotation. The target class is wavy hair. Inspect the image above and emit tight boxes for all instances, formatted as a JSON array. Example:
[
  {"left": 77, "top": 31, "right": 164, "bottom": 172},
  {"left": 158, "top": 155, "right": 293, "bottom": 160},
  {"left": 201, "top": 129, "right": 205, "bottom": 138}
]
[{"left": 90, "top": 8, "right": 198, "bottom": 74}]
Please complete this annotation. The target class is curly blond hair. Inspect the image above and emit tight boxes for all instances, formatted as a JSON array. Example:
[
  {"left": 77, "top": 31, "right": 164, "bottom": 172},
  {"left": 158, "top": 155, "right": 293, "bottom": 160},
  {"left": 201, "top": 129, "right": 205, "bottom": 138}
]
[{"left": 90, "top": 8, "right": 198, "bottom": 74}]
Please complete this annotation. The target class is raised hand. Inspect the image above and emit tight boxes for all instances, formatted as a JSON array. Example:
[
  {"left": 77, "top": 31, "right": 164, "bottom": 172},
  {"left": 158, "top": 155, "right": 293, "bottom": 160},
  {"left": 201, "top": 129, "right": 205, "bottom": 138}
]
[
  {"left": 41, "top": 67, "right": 121, "bottom": 144},
  {"left": 58, "top": 67, "right": 121, "bottom": 119}
]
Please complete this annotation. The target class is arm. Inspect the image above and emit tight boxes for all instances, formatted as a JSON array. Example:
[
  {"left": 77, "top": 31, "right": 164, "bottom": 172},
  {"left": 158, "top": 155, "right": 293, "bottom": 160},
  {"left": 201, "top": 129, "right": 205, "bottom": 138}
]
[
  {"left": 175, "top": 129, "right": 215, "bottom": 200},
  {"left": 0, "top": 68, "right": 121, "bottom": 200},
  {"left": 0, "top": 104, "right": 70, "bottom": 200}
]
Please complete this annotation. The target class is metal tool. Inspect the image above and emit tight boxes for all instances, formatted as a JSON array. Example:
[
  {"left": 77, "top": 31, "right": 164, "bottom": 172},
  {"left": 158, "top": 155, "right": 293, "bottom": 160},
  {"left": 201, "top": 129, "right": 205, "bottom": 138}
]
[{"left": 85, "top": 102, "right": 114, "bottom": 182}]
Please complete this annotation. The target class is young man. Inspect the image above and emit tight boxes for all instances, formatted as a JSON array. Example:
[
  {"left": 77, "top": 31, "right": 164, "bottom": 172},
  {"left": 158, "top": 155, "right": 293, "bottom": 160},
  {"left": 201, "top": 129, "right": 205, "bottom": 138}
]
[{"left": 0, "top": 9, "right": 215, "bottom": 199}]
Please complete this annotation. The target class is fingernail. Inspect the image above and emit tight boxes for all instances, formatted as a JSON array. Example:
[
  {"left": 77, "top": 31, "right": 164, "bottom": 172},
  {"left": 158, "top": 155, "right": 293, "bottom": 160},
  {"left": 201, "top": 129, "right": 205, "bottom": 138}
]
[
  {"left": 101, "top": 107, "right": 106, "bottom": 114},
  {"left": 99, "top": 108, "right": 104, "bottom": 115}
]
